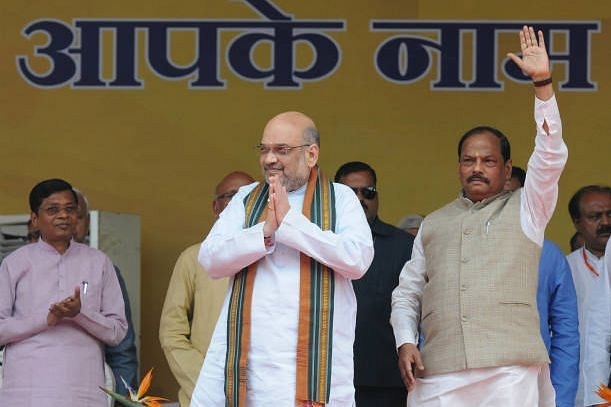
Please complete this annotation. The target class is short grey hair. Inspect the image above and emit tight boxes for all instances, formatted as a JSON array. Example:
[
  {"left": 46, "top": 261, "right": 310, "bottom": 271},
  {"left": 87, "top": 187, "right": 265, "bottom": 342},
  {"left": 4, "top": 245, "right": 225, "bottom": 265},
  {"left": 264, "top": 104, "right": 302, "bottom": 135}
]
[
  {"left": 72, "top": 188, "right": 90, "bottom": 216},
  {"left": 304, "top": 127, "right": 320, "bottom": 146}
]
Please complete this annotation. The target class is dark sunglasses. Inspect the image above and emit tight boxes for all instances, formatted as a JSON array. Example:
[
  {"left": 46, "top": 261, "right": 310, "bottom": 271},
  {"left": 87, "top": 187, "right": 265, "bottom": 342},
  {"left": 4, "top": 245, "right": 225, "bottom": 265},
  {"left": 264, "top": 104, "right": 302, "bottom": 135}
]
[{"left": 351, "top": 186, "right": 377, "bottom": 200}]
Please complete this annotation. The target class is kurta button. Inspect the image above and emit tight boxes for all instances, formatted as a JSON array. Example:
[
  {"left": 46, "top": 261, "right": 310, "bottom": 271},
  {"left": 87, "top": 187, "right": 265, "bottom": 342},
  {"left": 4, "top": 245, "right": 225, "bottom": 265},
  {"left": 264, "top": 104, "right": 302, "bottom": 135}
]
[{"left": 463, "top": 228, "right": 472, "bottom": 235}]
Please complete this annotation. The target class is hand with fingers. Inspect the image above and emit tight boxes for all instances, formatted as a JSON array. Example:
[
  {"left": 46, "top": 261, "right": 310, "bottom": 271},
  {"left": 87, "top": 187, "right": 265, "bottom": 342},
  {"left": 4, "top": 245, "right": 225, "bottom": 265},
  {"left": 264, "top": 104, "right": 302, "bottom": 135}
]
[
  {"left": 507, "top": 25, "right": 551, "bottom": 82},
  {"left": 263, "top": 177, "right": 280, "bottom": 238},
  {"left": 271, "top": 179, "right": 289, "bottom": 224},
  {"left": 507, "top": 25, "right": 554, "bottom": 102},
  {"left": 47, "top": 286, "right": 81, "bottom": 326},
  {"left": 397, "top": 343, "right": 425, "bottom": 391}
]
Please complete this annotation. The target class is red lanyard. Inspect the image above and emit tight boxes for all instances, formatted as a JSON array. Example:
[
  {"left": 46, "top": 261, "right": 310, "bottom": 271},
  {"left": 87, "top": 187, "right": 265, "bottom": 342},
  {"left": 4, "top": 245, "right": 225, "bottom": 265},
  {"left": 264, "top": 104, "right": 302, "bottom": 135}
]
[{"left": 582, "top": 247, "right": 600, "bottom": 277}]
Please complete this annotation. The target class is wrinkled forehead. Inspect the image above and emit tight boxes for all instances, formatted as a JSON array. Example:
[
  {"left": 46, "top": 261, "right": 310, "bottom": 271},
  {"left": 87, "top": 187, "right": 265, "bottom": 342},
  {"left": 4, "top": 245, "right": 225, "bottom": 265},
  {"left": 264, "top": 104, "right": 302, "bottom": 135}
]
[
  {"left": 460, "top": 132, "right": 503, "bottom": 156},
  {"left": 580, "top": 192, "right": 611, "bottom": 210}
]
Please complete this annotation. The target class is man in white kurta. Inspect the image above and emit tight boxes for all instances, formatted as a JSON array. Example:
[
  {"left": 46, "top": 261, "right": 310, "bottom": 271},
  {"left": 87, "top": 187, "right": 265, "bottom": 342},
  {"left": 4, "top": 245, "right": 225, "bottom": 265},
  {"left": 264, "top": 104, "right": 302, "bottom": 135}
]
[
  {"left": 569, "top": 186, "right": 611, "bottom": 405},
  {"left": 390, "top": 26, "right": 567, "bottom": 407},
  {"left": 582, "top": 237, "right": 611, "bottom": 405},
  {"left": 191, "top": 112, "right": 373, "bottom": 407},
  {"left": 569, "top": 244, "right": 607, "bottom": 405}
]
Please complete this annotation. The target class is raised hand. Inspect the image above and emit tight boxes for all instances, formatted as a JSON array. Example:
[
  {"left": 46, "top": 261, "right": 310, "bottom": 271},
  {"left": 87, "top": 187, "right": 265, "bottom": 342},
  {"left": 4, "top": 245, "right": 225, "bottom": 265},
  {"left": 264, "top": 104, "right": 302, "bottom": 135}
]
[{"left": 507, "top": 25, "right": 550, "bottom": 81}]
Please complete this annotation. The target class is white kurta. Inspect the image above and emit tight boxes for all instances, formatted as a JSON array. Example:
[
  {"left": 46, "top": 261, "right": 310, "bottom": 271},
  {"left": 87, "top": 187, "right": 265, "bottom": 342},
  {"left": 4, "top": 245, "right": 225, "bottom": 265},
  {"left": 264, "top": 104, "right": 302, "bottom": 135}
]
[
  {"left": 191, "top": 180, "right": 374, "bottom": 407},
  {"left": 390, "top": 95, "right": 567, "bottom": 407},
  {"left": 572, "top": 243, "right": 609, "bottom": 406}
]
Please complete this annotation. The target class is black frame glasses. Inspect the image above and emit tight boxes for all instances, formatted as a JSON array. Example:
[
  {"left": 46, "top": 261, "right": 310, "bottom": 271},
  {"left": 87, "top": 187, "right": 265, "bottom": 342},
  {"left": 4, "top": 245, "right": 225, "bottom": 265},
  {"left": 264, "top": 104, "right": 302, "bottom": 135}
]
[{"left": 351, "top": 186, "right": 377, "bottom": 200}]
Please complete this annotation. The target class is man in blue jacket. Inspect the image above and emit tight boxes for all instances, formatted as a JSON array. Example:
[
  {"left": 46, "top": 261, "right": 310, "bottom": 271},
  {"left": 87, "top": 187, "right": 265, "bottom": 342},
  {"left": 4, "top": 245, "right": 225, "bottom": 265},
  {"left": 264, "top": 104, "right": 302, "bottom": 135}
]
[{"left": 507, "top": 166, "right": 579, "bottom": 407}]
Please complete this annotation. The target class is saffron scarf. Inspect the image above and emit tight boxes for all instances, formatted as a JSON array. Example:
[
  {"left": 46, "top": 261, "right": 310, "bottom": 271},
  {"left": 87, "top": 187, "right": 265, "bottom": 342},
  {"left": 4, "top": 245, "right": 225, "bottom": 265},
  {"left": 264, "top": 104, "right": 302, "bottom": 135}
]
[{"left": 224, "top": 166, "right": 336, "bottom": 407}]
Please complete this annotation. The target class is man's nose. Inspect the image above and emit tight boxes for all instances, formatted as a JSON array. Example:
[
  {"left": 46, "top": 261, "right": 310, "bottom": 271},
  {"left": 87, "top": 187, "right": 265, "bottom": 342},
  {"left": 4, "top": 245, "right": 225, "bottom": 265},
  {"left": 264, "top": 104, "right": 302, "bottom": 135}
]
[
  {"left": 473, "top": 158, "right": 484, "bottom": 172},
  {"left": 263, "top": 150, "right": 278, "bottom": 163},
  {"left": 57, "top": 208, "right": 74, "bottom": 217}
]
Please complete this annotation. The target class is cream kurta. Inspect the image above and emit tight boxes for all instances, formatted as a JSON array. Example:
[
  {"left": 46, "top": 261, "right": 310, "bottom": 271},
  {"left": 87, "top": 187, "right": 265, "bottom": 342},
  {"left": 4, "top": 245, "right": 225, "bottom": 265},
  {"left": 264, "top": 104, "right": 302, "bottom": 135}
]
[
  {"left": 191, "top": 181, "right": 374, "bottom": 407},
  {"left": 159, "top": 243, "right": 229, "bottom": 406}
]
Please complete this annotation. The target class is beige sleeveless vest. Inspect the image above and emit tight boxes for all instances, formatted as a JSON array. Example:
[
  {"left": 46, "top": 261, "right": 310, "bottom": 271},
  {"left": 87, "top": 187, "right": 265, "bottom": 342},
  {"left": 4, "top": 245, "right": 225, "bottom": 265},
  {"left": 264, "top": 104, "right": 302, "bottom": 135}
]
[{"left": 419, "top": 190, "right": 549, "bottom": 376}]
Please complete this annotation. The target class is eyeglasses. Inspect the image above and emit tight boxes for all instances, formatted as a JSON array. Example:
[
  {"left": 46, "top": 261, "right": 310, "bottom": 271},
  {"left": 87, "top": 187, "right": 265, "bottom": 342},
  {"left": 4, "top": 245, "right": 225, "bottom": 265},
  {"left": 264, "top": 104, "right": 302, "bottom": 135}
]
[
  {"left": 350, "top": 186, "right": 377, "bottom": 200},
  {"left": 256, "top": 143, "right": 311, "bottom": 156},
  {"left": 40, "top": 205, "right": 77, "bottom": 216}
]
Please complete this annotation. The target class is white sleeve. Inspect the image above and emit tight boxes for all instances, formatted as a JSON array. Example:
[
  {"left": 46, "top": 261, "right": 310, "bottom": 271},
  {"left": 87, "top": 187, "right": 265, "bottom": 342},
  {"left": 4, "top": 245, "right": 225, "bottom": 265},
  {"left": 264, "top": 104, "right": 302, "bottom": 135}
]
[
  {"left": 275, "top": 183, "right": 373, "bottom": 280},
  {"left": 520, "top": 95, "right": 568, "bottom": 244},
  {"left": 390, "top": 230, "right": 426, "bottom": 348},
  {"left": 198, "top": 182, "right": 268, "bottom": 278}
]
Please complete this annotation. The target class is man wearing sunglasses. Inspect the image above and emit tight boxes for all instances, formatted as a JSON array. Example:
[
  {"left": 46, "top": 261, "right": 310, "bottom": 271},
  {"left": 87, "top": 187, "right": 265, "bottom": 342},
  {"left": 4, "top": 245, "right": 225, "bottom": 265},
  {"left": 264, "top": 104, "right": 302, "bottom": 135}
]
[{"left": 335, "top": 161, "right": 414, "bottom": 407}]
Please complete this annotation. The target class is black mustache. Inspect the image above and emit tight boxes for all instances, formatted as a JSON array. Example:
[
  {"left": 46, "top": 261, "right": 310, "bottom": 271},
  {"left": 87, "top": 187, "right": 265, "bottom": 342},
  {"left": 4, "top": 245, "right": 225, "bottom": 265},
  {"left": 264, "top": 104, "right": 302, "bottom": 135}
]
[
  {"left": 597, "top": 225, "right": 611, "bottom": 235},
  {"left": 467, "top": 174, "right": 490, "bottom": 184}
]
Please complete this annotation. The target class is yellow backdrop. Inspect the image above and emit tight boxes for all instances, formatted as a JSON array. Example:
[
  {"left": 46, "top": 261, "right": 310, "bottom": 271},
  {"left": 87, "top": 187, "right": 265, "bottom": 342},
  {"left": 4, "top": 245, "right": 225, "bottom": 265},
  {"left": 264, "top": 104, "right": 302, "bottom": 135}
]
[{"left": 1, "top": 0, "right": 609, "bottom": 399}]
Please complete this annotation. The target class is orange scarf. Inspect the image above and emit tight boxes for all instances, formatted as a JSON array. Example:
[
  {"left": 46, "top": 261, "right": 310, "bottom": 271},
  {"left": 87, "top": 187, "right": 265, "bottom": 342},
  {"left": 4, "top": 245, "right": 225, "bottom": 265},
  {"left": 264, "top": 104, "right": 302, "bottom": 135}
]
[{"left": 225, "top": 167, "right": 336, "bottom": 406}]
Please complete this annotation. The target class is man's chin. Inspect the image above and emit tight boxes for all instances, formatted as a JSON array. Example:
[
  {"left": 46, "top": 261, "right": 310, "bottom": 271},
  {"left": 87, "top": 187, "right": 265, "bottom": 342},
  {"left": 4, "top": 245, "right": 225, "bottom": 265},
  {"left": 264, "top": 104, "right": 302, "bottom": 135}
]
[
  {"left": 464, "top": 185, "right": 488, "bottom": 196},
  {"left": 45, "top": 233, "right": 72, "bottom": 242},
  {"left": 266, "top": 173, "right": 286, "bottom": 185}
]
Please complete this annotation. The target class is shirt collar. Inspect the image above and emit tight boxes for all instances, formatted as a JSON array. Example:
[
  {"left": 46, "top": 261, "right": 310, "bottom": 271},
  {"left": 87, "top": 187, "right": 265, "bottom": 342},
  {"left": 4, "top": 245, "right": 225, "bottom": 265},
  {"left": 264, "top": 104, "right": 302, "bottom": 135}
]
[{"left": 458, "top": 189, "right": 512, "bottom": 208}]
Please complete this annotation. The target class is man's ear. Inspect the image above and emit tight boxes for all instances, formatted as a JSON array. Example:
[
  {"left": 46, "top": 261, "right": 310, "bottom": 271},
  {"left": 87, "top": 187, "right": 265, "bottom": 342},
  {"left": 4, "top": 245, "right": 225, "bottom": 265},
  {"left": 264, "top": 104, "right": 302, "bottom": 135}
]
[
  {"left": 306, "top": 144, "right": 319, "bottom": 168},
  {"left": 212, "top": 200, "right": 220, "bottom": 218},
  {"left": 505, "top": 159, "right": 513, "bottom": 181}
]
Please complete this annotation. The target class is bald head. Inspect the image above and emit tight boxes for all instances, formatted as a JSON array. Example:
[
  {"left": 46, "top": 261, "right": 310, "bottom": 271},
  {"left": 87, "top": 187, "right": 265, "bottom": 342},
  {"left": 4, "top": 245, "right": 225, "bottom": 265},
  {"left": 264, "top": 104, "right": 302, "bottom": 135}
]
[
  {"left": 213, "top": 171, "right": 255, "bottom": 217},
  {"left": 73, "top": 188, "right": 90, "bottom": 243},
  {"left": 263, "top": 112, "right": 320, "bottom": 146},
  {"left": 263, "top": 111, "right": 319, "bottom": 145},
  {"left": 259, "top": 111, "right": 320, "bottom": 191}
]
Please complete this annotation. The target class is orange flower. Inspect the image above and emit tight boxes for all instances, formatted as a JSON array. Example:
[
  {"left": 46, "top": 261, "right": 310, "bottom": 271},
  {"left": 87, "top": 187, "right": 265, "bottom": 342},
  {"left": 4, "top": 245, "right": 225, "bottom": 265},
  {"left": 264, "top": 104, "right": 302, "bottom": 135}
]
[
  {"left": 595, "top": 383, "right": 611, "bottom": 407},
  {"left": 100, "top": 368, "right": 168, "bottom": 407}
]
